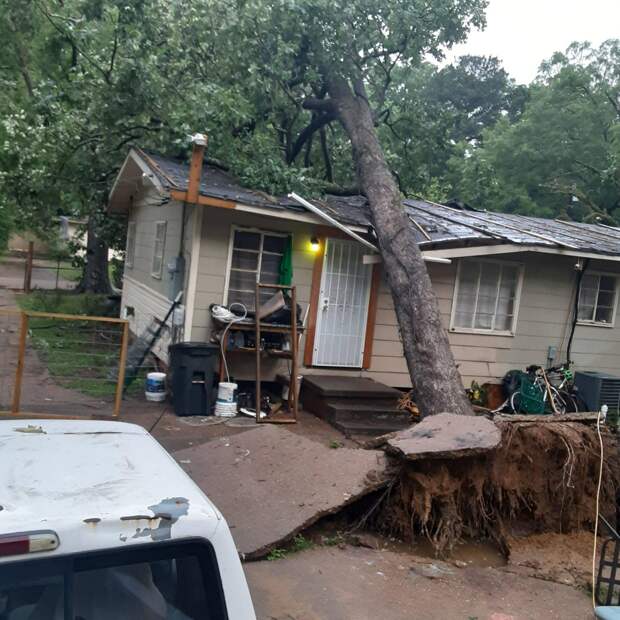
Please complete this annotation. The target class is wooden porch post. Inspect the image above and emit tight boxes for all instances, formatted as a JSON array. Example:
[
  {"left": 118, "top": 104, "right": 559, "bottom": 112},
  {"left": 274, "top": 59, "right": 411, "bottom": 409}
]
[{"left": 12, "top": 312, "right": 29, "bottom": 414}]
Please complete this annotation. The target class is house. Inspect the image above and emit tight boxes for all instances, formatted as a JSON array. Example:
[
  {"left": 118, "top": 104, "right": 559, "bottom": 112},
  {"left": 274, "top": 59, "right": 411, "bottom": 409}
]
[{"left": 108, "top": 141, "right": 620, "bottom": 395}]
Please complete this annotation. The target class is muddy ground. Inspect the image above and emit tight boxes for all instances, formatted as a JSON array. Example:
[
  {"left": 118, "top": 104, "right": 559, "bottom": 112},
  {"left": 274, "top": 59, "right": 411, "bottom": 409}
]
[
  {"left": 245, "top": 544, "right": 593, "bottom": 620},
  {"left": 0, "top": 285, "right": 604, "bottom": 619}
]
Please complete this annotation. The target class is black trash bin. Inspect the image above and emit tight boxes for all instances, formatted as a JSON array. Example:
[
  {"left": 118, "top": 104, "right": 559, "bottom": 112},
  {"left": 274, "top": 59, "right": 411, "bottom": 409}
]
[{"left": 169, "top": 342, "right": 220, "bottom": 416}]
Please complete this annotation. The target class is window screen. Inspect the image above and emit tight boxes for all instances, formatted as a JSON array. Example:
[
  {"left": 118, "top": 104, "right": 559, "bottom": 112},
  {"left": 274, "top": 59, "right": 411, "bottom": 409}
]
[
  {"left": 227, "top": 229, "right": 288, "bottom": 310},
  {"left": 126, "top": 221, "right": 136, "bottom": 269},
  {"left": 453, "top": 260, "right": 521, "bottom": 332},
  {"left": 152, "top": 221, "right": 167, "bottom": 278},
  {"left": 578, "top": 273, "right": 617, "bottom": 325}
]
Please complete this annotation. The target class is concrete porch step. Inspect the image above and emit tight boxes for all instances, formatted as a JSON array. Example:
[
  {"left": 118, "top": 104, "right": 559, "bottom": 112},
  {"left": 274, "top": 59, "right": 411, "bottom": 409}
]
[
  {"left": 302, "top": 375, "right": 402, "bottom": 399},
  {"left": 325, "top": 399, "right": 411, "bottom": 424},
  {"left": 300, "top": 374, "right": 412, "bottom": 437},
  {"left": 332, "top": 417, "right": 412, "bottom": 437}
]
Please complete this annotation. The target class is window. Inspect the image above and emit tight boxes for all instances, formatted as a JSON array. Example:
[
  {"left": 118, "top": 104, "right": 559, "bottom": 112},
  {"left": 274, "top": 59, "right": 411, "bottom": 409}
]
[
  {"left": 578, "top": 273, "right": 618, "bottom": 326},
  {"left": 0, "top": 540, "right": 228, "bottom": 619},
  {"left": 225, "top": 228, "right": 289, "bottom": 310},
  {"left": 151, "top": 221, "right": 167, "bottom": 278},
  {"left": 125, "top": 221, "right": 136, "bottom": 269},
  {"left": 451, "top": 259, "right": 523, "bottom": 334}
]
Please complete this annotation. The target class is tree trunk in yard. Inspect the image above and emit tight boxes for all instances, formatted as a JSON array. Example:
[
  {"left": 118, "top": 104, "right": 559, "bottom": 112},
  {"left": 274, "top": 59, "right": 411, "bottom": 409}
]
[
  {"left": 328, "top": 77, "right": 472, "bottom": 417},
  {"left": 76, "top": 215, "right": 112, "bottom": 295}
]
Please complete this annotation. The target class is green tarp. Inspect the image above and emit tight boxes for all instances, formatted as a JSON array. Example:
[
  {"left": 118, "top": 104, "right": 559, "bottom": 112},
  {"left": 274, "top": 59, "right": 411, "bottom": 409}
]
[{"left": 278, "top": 235, "right": 293, "bottom": 285}]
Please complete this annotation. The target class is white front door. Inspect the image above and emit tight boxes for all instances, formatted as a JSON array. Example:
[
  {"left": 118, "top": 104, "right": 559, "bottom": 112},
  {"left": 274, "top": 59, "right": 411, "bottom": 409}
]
[{"left": 312, "top": 238, "right": 373, "bottom": 367}]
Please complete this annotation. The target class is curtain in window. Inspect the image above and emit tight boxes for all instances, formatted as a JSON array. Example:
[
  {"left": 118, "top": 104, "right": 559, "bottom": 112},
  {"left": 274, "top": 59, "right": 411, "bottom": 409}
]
[
  {"left": 454, "top": 261, "right": 519, "bottom": 332},
  {"left": 578, "top": 274, "right": 617, "bottom": 324}
]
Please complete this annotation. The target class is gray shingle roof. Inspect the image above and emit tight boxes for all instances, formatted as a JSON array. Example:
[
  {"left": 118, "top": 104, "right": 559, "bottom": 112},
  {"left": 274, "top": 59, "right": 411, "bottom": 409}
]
[{"left": 136, "top": 148, "right": 620, "bottom": 257}]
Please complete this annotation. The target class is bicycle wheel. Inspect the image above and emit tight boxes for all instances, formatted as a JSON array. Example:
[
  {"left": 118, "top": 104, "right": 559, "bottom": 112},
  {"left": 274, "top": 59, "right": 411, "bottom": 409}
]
[
  {"left": 565, "top": 391, "right": 587, "bottom": 412},
  {"left": 509, "top": 391, "right": 521, "bottom": 414},
  {"left": 547, "top": 386, "right": 567, "bottom": 414}
]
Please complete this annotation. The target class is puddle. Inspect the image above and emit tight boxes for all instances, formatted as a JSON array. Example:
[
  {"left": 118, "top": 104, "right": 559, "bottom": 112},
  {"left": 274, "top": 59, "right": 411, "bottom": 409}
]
[{"left": 408, "top": 537, "right": 507, "bottom": 568}]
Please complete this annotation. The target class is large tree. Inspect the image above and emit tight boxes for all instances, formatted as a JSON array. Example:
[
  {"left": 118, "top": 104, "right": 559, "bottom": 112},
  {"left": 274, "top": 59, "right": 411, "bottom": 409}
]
[
  {"left": 2, "top": 0, "right": 489, "bottom": 415},
  {"left": 192, "top": 0, "right": 489, "bottom": 416}
]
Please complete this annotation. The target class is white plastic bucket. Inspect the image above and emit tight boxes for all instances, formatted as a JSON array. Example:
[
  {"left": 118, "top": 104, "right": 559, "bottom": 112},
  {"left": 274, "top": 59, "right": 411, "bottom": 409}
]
[
  {"left": 217, "top": 382, "right": 237, "bottom": 403},
  {"left": 214, "top": 401, "right": 237, "bottom": 417},
  {"left": 145, "top": 372, "right": 166, "bottom": 402}
]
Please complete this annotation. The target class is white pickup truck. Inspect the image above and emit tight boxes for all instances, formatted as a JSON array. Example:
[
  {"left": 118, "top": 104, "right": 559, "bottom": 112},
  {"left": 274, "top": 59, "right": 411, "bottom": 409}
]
[{"left": 0, "top": 419, "right": 256, "bottom": 619}]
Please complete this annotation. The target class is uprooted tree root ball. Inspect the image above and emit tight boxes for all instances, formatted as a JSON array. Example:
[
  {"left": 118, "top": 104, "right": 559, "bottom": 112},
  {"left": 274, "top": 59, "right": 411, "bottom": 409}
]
[{"left": 374, "top": 421, "right": 620, "bottom": 556}]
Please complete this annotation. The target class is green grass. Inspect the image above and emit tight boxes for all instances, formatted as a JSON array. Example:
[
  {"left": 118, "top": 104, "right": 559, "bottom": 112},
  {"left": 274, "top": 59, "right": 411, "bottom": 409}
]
[
  {"left": 17, "top": 291, "right": 132, "bottom": 399},
  {"left": 18, "top": 290, "right": 112, "bottom": 316},
  {"left": 266, "top": 535, "right": 316, "bottom": 561}
]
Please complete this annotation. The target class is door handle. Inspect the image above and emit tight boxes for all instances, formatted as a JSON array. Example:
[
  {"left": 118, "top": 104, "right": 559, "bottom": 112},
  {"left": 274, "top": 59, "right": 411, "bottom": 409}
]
[{"left": 321, "top": 297, "right": 329, "bottom": 311}]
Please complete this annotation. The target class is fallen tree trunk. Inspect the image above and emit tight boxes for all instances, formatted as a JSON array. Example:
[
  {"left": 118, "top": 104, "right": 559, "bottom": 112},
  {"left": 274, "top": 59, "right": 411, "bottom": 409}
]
[
  {"left": 374, "top": 421, "right": 620, "bottom": 556},
  {"left": 308, "top": 77, "right": 472, "bottom": 418}
]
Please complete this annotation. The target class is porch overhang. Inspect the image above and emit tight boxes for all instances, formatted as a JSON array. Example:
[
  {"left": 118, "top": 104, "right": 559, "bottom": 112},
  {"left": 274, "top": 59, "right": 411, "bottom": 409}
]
[{"left": 422, "top": 242, "right": 620, "bottom": 263}]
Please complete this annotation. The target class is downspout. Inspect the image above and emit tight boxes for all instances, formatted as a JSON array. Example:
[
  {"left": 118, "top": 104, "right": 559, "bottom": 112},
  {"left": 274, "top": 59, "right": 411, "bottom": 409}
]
[
  {"left": 288, "top": 192, "right": 451, "bottom": 264},
  {"left": 566, "top": 258, "right": 589, "bottom": 366}
]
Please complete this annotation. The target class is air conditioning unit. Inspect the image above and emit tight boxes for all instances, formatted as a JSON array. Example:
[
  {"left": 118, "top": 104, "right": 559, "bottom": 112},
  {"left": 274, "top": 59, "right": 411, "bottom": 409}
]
[{"left": 574, "top": 371, "right": 620, "bottom": 412}]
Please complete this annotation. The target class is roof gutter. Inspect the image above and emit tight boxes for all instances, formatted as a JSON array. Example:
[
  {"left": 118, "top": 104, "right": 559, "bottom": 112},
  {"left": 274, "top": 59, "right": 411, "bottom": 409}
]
[{"left": 288, "top": 192, "right": 450, "bottom": 264}]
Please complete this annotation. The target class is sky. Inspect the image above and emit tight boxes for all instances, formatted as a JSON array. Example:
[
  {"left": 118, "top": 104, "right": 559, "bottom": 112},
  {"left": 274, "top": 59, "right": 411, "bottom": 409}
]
[{"left": 443, "top": 0, "right": 620, "bottom": 84}]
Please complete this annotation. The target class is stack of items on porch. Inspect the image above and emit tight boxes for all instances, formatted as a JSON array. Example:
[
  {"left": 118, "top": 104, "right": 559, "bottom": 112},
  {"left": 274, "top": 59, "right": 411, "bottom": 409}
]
[{"left": 166, "top": 288, "right": 302, "bottom": 421}]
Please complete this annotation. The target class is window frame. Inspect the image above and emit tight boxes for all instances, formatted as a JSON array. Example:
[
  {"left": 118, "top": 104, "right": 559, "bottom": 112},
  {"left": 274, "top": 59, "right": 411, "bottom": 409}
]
[
  {"left": 151, "top": 220, "right": 167, "bottom": 279},
  {"left": 449, "top": 258, "right": 525, "bottom": 336},
  {"left": 125, "top": 221, "right": 136, "bottom": 269},
  {"left": 576, "top": 270, "right": 619, "bottom": 328},
  {"left": 0, "top": 538, "right": 229, "bottom": 620},
  {"left": 223, "top": 225, "right": 290, "bottom": 307}
]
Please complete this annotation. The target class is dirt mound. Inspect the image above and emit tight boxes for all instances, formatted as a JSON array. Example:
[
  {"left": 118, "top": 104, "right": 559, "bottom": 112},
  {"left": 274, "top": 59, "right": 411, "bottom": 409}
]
[
  {"left": 504, "top": 531, "right": 601, "bottom": 588},
  {"left": 375, "top": 420, "right": 619, "bottom": 556}
]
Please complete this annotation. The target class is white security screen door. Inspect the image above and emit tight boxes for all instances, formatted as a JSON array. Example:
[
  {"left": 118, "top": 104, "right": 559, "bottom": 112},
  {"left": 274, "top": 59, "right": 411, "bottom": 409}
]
[{"left": 312, "top": 238, "right": 373, "bottom": 367}]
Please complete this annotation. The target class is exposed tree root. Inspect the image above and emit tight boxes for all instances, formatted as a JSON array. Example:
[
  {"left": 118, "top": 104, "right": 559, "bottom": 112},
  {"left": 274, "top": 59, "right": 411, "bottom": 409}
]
[{"left": 374, "top": 421, "right": 620, "bottom": 556}]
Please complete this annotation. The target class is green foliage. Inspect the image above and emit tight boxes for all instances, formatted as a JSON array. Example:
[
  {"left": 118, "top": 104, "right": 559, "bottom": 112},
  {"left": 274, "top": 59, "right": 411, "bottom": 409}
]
[
  {"left": 266, "top": 534, "right": 315, "bottom": 560},
  {"left": 378, "top": 56, "right": 522, "bottom": 197},
  {"left": 3, "top": 0, "right": 615, "bottom": 243},
  {"left": 290, "top": 534, "right": 315, "bottom": 552},
  {"left": 18, "top": 291, "right": 111, "bottom": 317},
  {"left": 448, "top": 41, "right": 620, "bottom": 223},
  {"left": 266, "top": 548, "right": 287, "bottom": 561}
]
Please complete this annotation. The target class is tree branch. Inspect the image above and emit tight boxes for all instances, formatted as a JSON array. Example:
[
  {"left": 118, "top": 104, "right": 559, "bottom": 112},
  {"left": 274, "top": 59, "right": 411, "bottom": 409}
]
[
  {"left": 287, "top": 111, "right": 336, "bottom": 164},
  {"left": 302, "top": 97, "right": 336, "bottom": 114},
  {"left": 319, "top": 127, "right": 333, "bottom": 182}
]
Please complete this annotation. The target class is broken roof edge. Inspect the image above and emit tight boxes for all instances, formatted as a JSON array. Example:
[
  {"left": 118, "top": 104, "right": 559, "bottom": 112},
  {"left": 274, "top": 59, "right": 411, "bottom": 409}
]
[{"left": 108, "top": 147, "right": 620, "bottom": 259}]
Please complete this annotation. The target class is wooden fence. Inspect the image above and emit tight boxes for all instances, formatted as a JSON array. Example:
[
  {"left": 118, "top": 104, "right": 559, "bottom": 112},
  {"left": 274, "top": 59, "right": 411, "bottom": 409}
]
[{"left": 0, "top": 309, "right": 129, "bottom": 418}]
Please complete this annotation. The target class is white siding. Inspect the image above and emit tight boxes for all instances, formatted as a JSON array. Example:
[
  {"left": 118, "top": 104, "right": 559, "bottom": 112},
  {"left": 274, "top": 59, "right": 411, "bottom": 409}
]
[
  {"left": 122, "top": 189, "right": 189, "bottom": 299},
  {"left": 121, "top": 275, "right": 174, "bottom": 363},
  {"left": 128, "top": 196, "right": 620, "bottom": 388},
  {"left": 120, "top": 190, "right": 195, "bottom": 355}
]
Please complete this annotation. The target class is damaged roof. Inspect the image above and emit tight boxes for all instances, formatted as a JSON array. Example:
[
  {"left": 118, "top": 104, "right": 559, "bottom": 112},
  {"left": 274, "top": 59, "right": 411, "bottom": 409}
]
[{"left": 131, "top": 148, "right": 620, "bottom": 258}]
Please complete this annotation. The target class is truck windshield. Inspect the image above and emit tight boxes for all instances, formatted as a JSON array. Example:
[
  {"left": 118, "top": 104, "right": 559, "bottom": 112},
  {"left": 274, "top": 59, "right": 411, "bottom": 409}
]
[{"left": 0, "top": 539, "right": 227, "bottom": 620}]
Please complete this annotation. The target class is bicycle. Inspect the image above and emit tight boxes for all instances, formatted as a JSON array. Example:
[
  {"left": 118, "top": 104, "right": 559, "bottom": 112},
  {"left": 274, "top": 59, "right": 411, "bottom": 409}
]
[{"left": 508, "top": 364, "right": 584, "bottom": 414}]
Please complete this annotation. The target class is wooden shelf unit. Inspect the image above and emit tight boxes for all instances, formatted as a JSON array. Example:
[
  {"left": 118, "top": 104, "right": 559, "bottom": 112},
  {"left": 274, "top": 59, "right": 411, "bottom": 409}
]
[{"left": 218, "top": 283, "right": 300, "bottom": 423}]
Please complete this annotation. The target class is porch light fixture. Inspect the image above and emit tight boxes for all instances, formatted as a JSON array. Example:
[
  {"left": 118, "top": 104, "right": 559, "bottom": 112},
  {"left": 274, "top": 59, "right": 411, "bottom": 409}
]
[{"left": 310, "top": 236, "right": 320, "bottom": 252}]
